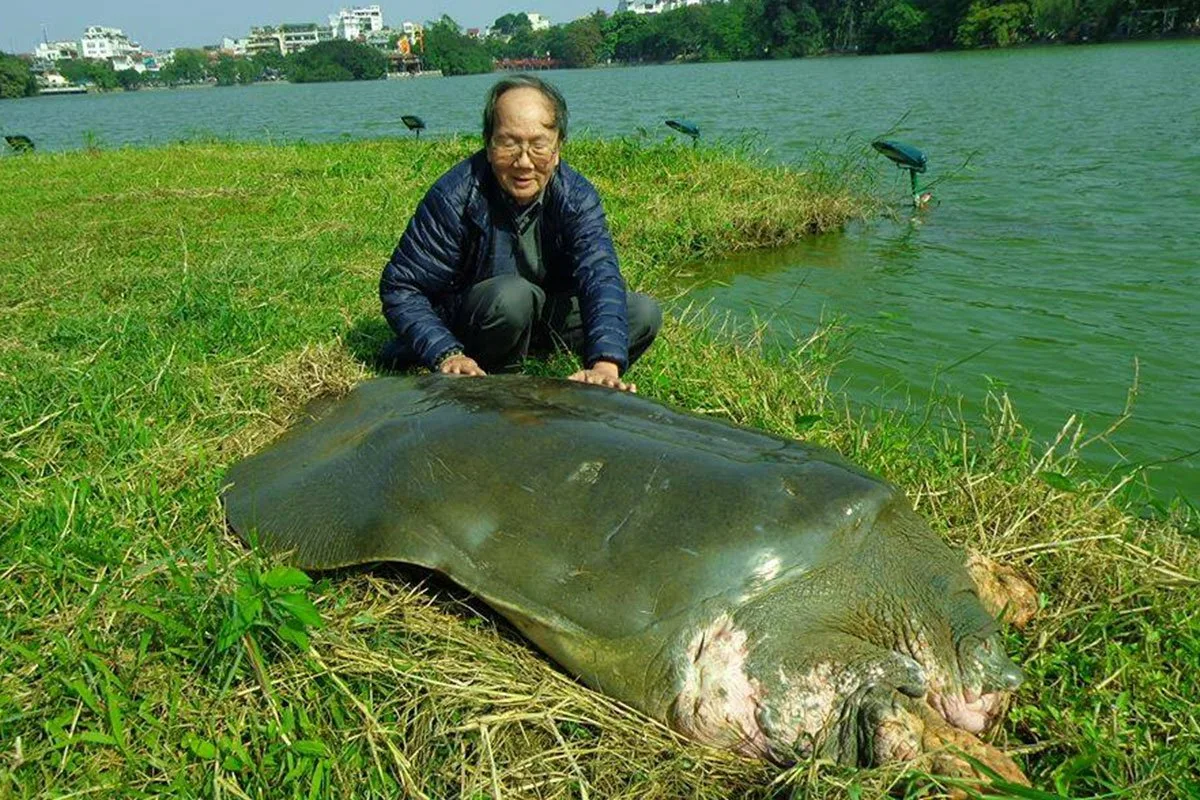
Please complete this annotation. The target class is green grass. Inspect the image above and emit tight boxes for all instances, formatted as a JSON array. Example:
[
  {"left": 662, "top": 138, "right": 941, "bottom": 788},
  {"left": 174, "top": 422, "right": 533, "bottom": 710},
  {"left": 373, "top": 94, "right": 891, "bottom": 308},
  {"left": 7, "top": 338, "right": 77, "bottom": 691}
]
[{"left": 0, "top": 137, "right": 1196, "bottom": 799}]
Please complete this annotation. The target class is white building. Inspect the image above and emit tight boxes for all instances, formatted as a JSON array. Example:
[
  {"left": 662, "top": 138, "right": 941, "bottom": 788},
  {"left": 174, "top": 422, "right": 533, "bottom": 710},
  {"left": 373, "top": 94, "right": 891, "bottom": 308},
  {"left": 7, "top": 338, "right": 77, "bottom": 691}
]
[
  {"left": 110, "top": 55, "right": 147, "bottom": 73},
  {"left": 328, "top": 5, "right": 384, "bottom": 40},
  {"left": 274, "top": 23, "right": 329, "bottom": 54},
  {"left": 80, "top": 26, "right": 140, "bottom": 60},
  {"left": 34, "top": 40, "right": 80, "bottom": 62},
  {"left": 525, "top": 12, "right": 551, "bottom": 31},
  {"left": 247, "top": 27, "right": 285, "bottom": 57},
  {"left": 617, "top": 0, "right": 706, "bottom": 13},
  {"left": 221, "top": 37, "right": 249, "bottom": 56}
]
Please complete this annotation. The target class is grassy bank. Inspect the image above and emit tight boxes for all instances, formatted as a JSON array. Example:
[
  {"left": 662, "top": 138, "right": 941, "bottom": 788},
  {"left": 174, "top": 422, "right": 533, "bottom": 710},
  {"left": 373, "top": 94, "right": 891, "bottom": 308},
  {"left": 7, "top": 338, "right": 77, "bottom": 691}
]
[{"left": 0, "top": 138, "right": 1195, "bottom": 799}]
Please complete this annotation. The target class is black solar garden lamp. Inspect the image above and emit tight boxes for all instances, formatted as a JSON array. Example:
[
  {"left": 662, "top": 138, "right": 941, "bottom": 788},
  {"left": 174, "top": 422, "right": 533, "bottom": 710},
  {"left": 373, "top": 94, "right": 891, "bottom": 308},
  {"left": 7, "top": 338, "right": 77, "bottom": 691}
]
[
  {"left": 665, "top": 119, "right": 699, "bottom": 147},
  {"left": 872, "top": 139, "right": 930, "bottom": 207},
  {"left": 401, "top": 115, "right": 426, "bottom": 139},
  {"left": 4, "top": 135, "right": 34, "bottom": 153}
]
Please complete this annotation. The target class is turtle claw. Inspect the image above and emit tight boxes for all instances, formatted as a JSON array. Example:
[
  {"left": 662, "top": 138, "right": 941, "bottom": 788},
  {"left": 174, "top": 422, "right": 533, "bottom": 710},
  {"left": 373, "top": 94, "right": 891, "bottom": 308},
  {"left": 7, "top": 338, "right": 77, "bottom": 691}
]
[
  {"left": 854, "top": 688, "right": 1029, "bottom": 788},
  {"left": 966, "top": 551, "right": 1039, "bottom": 630},
  {"left": 915, "top": 701, "right": 1030, "bottom": 789}
]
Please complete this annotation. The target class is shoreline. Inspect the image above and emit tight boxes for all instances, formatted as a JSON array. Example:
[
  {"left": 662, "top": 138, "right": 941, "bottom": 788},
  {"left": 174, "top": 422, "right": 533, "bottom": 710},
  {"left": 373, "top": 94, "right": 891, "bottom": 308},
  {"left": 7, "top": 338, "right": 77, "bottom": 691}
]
[
  {"left": 14, "top": 36, "right": 1197, "bottom": 100},
  {"left": 0, "top": 138, "right": 1194, "bottom": 797}
]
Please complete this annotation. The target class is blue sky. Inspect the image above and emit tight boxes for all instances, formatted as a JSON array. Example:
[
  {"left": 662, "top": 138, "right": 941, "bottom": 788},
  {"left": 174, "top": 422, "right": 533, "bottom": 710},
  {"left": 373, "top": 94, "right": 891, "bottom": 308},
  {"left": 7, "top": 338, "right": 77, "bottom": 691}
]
[{"left": 8, "top": 1, "right": 612, "bottom": 52}]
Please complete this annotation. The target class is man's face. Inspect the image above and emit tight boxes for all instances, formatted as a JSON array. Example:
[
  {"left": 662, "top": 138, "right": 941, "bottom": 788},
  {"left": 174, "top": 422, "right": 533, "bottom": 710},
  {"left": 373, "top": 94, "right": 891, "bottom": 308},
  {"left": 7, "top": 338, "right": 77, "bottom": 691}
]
[{"left": 487, "top": 87, "right": 561, "bottom": 206}]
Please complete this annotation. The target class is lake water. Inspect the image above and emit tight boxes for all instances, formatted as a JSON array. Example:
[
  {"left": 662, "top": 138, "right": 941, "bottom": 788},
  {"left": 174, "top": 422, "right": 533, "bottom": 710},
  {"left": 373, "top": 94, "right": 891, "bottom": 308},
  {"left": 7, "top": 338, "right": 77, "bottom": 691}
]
[{"left": 5, "top": 42, "right": 1197, "bottom": 501}]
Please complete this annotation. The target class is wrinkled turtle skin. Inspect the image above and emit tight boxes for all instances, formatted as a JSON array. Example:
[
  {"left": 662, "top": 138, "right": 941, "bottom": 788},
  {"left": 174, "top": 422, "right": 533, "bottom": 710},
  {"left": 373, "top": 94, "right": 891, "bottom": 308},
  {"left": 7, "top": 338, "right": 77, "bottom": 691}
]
[{"left": 224, "top": 375, "right": 1027, "bottom": 779}]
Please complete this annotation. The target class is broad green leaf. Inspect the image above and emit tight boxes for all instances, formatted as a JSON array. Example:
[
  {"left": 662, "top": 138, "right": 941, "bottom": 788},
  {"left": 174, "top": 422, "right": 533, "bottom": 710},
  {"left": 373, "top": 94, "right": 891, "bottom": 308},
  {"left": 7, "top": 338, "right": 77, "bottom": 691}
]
[
  {"left": 276, "top": 619, "right": 311, "bottom": 650},
  {"left": 291, "top": 738, "right": 329, "bottom": 758},
  {"left": 75, "top": 730, "right": 117, "bottom": 746},
  {"left": 184, "top": 733, "right": 218, "bottom": 759},
  {"left": 308, "top": 758, "right": 325, "bottom": 800},
  {"left": 274, "top": 592, "right": 323, "bottom": 628},
  {"left": 1038, "top": 471, "right": 1076, "bottom": 492},
  {"left": 236, "top": 592, "right": 264, "bottom": 626},
  {"left": 63, "top": 678, "right": 103, "bottom": 717},
  {"left": 262, "top": 566, "right": 312, "bottom": 591},
  {"left": 101, "top": 676, "right": 127, "bottom": 752}
]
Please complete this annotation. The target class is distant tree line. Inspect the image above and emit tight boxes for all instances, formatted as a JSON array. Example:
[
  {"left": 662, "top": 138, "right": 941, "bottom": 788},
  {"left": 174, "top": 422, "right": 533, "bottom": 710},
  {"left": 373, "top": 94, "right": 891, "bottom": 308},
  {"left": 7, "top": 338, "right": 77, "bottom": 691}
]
[
  {"left": 483, "top": 0, "right": 1200, "bottom": 67},
  {"left": 10, "top": 40, "right": 388, "bottom": 96},
  {"left": 7, "top": 0, "right": 1195, "bottom": 101}
]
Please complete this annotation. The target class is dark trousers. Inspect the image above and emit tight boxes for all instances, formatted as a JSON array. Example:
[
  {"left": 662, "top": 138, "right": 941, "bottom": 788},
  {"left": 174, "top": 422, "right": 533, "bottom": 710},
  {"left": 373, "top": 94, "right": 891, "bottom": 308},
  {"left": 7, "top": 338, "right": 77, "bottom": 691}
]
[{"left": 380, "top": 275, "right": 663, "bottom": 374}]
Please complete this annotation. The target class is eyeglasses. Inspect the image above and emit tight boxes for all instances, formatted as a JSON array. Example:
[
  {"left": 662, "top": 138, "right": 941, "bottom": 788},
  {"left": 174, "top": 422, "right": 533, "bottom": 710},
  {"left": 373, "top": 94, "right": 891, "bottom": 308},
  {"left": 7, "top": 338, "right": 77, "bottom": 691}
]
[{"left": 490, "top": 137, "right": 559, "bottom": 165}]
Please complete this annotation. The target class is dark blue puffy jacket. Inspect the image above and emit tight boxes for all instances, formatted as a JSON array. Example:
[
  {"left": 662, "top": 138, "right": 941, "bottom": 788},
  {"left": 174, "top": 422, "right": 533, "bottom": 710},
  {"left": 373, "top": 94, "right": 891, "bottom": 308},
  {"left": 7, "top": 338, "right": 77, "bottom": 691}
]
[{"left": 380, "top": 150, "right": 630, "bottom": 371}]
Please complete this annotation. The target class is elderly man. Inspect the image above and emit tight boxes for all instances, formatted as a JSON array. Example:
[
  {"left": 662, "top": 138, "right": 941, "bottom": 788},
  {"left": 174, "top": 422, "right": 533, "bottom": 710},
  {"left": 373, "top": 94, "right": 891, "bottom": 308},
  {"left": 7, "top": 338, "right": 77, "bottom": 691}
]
[{"left": 379, "top": 75, "right": 661, "bottom": 393}]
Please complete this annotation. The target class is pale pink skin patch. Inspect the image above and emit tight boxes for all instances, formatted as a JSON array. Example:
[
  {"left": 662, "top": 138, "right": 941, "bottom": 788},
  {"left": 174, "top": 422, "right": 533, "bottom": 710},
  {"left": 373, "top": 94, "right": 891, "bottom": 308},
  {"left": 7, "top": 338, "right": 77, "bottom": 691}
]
[
  {"left": 671, "top": 614, "right": 771, "bottom": 758},
  {"left": 671, "top": 616, "right": 858, "bottom": 761},
  {"left": 671, "top": 614, "right": 1009, "bottom": 765},
  {"left": 905, "top": 626, "right": 1006, "bottom": 734},
  {"left": 926, "top": 686, "right": 1005, "bottom": 734}
]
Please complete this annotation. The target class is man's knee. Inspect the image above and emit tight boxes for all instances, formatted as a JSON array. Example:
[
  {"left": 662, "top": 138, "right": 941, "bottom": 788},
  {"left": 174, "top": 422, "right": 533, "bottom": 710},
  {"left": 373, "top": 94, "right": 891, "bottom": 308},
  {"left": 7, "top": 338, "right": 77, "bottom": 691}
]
[
  {"left": 467, "top": 275, "right": 543, "bottom": 330},
  {"left": 628, "top": 292, "right": 663, "bottom": 342}
]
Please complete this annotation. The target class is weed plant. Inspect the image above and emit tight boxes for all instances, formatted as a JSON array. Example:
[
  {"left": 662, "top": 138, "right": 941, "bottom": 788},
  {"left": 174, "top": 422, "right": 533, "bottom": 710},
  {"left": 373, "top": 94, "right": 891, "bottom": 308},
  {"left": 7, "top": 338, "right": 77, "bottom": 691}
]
[{"left": 0, "top": 138, "right": 1195, "bottom": 798}]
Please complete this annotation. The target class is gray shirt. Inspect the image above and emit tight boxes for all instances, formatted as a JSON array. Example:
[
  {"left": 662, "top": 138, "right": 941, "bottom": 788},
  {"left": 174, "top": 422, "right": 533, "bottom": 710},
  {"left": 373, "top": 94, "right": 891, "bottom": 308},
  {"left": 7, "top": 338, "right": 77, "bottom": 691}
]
[{"left": 509, "top": 194, "right": 545, "bottom": 285}]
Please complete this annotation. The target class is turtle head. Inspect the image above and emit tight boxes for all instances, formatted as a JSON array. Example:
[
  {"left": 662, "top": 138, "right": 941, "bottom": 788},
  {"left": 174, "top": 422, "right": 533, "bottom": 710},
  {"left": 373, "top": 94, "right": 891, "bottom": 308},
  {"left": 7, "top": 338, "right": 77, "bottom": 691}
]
[
  {"left": 920, "top": 584, "right": 1024, "bottom": 734},
  {"left": 666, "top": 498, "right": 1024, "bottom": 766}
]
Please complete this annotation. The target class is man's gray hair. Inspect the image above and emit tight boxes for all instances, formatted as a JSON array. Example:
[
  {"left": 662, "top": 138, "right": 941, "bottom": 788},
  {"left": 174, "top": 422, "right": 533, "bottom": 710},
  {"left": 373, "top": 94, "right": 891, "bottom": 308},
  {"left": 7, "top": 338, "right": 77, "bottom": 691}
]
[{"left": 482, "top": 74, "right": 569, "bottom": 144}]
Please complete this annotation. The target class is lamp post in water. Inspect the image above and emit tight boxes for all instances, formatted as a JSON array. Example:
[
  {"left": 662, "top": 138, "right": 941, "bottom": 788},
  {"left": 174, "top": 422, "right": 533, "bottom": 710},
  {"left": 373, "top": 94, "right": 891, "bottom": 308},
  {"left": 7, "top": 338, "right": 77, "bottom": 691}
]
[
  {"left": 665, "top": 119, "right": 700, "bottom": 148},
  {"left": 4, "top": 135, "right": 34, "bottom": 153},
  {"left": 401, "top": 115, "right": 426, "bottom": 140},
  {"left": 872, "top": 139, "right": 932, "bottom": 208}
]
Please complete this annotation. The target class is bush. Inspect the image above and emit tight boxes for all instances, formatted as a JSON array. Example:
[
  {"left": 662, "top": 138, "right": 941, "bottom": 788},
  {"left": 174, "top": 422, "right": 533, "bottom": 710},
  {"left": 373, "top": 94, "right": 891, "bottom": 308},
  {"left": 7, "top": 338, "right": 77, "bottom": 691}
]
[
  {"left": 423, "top": 16, "right": 494, "bottom": 76},
  {"left": 287, "top": 40, "right": 387, "bottom": 83},
  {"left": 864, "top": 1, "right": 934, "bottom": 52},
  {"left": 956, "top": 1, "right": 1033, "bottom": 46},
  {"left": 0, "top": 52, "right": 38, "bottom": 98}
]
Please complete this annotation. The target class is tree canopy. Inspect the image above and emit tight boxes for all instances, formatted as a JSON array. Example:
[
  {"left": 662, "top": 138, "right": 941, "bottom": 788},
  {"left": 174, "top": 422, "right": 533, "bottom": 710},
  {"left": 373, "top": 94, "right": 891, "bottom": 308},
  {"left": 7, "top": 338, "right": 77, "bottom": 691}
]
[
  {"left": 1, "top": 53, "right": 39, "bottom": 98},
  {"left": 423, "top": 16, "right": 495, "bottom": 76},
  {"left": 481, "top": 0, "right": 1199, "bottom": 68},
  {"left": 287, "top": 40, "right": 388, "bottom": 83},
  {"left": 57, "top": 58, "right": 120, "bottom": 90},
  {"left": 492, "top": 13, "right": 534, "bottom": 36}
]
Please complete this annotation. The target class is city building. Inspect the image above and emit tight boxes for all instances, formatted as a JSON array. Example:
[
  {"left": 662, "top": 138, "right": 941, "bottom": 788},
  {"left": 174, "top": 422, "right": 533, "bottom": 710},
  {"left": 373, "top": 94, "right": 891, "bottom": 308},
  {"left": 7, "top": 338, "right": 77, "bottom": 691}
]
[
  {"left": 525, "top": 12, "right": 551, "bottom": 31},
  {"left": 142, "top": 52, "right": 168, "bottom": 72},
  {"left": 34, "top": 40, "right": 80, "bottom": 62},
  {"left": 220, "top": 37, "right": 249, "bottom": 56},
  {"left": 328, "top": 5, "right": 385, "bottom": 40},
  {"left": 110, "top": 55, "right": 146, "bottom": 73},
  {"left": 247, "top": 27, "right": 285, "bottom": 57},
  {"left": 79, "top": 26, "right": 140, "bottom": 60},
  {"left": 364, "top": 29, "right": 393, "bottom": 50},
  {"left": 616, "top": 0, "right": 707, "bottom": 13},
  {"left": 243, "top": 8, "right": 405, "bottom": 58},
  {"left": 280, "top": 23, "right": 327, "bottom": 54}
]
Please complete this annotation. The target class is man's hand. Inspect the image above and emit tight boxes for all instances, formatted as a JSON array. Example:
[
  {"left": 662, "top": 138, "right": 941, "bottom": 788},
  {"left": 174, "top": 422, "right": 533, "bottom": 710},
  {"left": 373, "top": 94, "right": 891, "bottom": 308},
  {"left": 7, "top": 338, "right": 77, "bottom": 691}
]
[
  {"left": 568, "top": 360, "right": 636, "bottom": 393},
  {"left": 439, "top": 354, "right": 487, "bottom": 377}
]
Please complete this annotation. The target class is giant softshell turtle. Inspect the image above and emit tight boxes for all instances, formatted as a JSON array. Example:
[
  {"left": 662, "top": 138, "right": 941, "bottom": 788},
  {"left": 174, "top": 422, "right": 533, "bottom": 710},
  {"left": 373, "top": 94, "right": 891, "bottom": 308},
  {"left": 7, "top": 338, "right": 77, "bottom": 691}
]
[{"left": 224, "top": 374, "right": 1031, "bottom": 780}]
